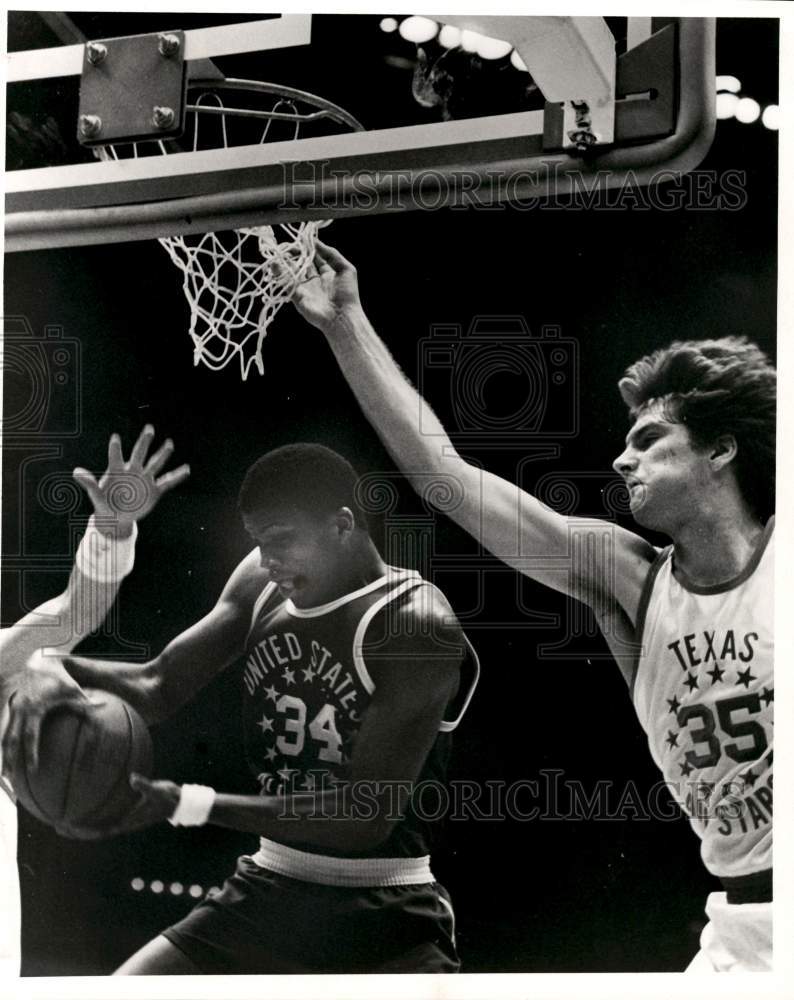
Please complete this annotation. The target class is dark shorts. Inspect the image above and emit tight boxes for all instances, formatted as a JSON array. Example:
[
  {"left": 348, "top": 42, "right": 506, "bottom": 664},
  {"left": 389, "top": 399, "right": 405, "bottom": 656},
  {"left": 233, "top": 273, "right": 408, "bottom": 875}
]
[{"left": 162, "top": 854, "right": 460, "bottom": 974}]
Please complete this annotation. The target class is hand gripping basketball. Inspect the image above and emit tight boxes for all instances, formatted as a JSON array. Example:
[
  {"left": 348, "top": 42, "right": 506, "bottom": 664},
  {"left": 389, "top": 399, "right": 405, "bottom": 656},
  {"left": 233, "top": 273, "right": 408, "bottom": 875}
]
[
  {"left": 1, "top": 651, "right": 94, "bottom": 777},
  {"left": 58, "top": 773, "right": 183, "bottom": 840},
  {"left": 10, "top": 687, "right": 155, "bottom": 839}
]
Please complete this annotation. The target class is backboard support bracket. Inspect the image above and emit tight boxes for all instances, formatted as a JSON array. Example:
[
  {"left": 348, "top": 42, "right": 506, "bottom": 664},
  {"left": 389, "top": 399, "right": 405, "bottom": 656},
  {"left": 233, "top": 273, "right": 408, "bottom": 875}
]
[
  {"left": 77, "top": 30, "right": 187, "bottom": 146},
  {"left": 543, "top": 22, "right": 677, "bottom": 152}
]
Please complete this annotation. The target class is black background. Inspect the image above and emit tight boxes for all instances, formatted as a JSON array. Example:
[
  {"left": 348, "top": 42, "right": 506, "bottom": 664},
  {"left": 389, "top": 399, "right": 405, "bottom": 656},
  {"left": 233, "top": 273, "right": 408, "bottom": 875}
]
[{"left": 3, "top": 13, "right": 778, "bottom": 975}]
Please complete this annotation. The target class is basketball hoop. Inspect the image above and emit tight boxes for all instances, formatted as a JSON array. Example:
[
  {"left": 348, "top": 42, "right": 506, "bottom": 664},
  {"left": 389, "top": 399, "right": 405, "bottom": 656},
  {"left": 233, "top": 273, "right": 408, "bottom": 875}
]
[{"left": 97, "top": 79, "right": 363, "bottom": 379}]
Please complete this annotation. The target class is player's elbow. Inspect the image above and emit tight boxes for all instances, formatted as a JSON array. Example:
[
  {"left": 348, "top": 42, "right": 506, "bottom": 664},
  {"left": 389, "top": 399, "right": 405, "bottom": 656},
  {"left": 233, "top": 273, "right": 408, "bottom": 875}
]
[
  {"left": 140, "top": 660, "right": 171, "bottom": 725},
  {"left": 406, "top": 452, "right": 470, "bottom": 506}
]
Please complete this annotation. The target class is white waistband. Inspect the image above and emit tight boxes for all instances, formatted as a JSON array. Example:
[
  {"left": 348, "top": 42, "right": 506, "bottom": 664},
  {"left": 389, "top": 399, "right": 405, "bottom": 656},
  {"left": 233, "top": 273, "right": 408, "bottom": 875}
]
[{"left": 251, "top": 838, "right": 434, "bottom": 887}]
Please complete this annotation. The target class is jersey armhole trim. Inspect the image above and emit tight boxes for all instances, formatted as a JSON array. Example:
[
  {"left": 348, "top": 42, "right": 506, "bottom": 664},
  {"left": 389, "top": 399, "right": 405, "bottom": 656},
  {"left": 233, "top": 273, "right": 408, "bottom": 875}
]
[
  {"left": 0, "top": 774, "right": 16, "bottom": 804},
  {"left": 439, "top": 633, "right": 480, "bottom": 733},
  {"left": 245, "top": 580, "right": 279, "bottom": 648},
  {"left": 629, "top": 546, "right": 671, "bottom": 701},
  {"left": 352, "top": 577, "right": 423, "bottom": 696}
]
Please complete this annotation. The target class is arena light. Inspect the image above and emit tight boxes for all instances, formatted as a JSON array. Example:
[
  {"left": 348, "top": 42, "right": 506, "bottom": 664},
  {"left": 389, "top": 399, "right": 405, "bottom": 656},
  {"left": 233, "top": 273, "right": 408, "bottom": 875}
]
[
  {"left": 716, "top": 74, "right": 741, "bottom": 93},
  {"left": 510, "top": 49, "right": 528, "bottom": 72},
  {"left": 150, "top": 879, "right": 164, "bottom": 894},
  {"left": 474, "top": 35, "right": 512, "bottom": 60},
  {"left": 379, "top": 17, "right": 398, "bottom": 34},
  {"left": 762, "top": 104, "right": 780, "bottom": 130},
  {"left": 438, "top": 25, "right": 461, "bottom": 49},
  {"left": 460, "top": 30, "right": 480, "bottom": 53},
  {"left": 398, "top": 16, "right": 438, "bottom": 44},
  {"left": 188, "top": 884, "right": 204, "bottom": 899},
  {"left": 130, "top": 877, "right": 145, "bottom": 892},
  {"left": 716, "top": 92, "right": 739, "bottom": 120},
  {"left": 169, "top": 882, "right": 184, "bottom": 896},
  {"left": 735, "top": 97, "right": 761, "bottom": 124}
]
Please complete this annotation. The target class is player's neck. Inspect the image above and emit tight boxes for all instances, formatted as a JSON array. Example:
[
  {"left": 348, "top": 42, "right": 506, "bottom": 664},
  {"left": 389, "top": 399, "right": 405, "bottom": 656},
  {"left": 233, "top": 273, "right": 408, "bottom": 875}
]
[
  {"left": 294, "top": 536, "right": 387, "bottom": 609},
  {"left": 670, "top": 501, "right": 767, "bottom": 588}
]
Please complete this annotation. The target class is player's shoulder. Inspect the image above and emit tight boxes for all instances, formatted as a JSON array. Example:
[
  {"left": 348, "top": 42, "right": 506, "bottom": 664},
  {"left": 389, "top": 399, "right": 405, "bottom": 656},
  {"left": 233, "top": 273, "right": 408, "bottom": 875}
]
[
  {"left": 390, "top": 575, "right": 461, "bottom": 629},
  {"left": 371, "top": 575, "right": 466, "bottom": 665},
  {"left": 219, "top": 548, "right": 271, "bottom": 609}
]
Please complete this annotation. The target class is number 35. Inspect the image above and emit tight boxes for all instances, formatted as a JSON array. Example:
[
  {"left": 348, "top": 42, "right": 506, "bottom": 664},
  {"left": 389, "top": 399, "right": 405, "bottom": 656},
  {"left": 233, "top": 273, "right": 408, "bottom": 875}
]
[{"left": 677, "top": 693, "right": 768, "bottom": 769}]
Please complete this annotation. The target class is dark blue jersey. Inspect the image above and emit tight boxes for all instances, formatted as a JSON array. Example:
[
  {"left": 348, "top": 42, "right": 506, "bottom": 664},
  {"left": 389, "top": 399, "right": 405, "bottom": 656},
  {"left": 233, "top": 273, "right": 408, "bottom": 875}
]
[{"left": 241, "top": 566, "right": 478, "bottom": 858}]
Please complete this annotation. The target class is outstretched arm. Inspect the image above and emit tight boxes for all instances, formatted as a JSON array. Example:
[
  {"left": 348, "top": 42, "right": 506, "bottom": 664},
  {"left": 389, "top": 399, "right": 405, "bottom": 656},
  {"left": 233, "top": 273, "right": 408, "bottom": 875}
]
[
  {"left": 62, "top": 548, "right": 266, "bottom": 725},
  {"left": 292, "top": 243, "right": 656, "bottom": 624},
  {"left": 1, "top": 427, "right": 189, "bottom": 771}
]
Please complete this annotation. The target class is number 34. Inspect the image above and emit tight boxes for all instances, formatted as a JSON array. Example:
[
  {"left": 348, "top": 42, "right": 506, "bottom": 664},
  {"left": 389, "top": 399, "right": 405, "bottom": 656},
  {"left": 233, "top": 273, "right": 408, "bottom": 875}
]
[{"left": 275, "top": 695, "right": 344, "bottom": 764}]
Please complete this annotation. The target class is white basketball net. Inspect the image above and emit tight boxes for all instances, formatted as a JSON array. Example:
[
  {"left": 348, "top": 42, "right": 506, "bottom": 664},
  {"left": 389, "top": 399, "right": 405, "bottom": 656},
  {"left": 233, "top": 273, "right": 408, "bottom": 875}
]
[
  {"left": 158, "top": 221, "right": 327, "bottom": 380},
  {"left": 95, "top": 80, "right": 361, "bottom": 380}
]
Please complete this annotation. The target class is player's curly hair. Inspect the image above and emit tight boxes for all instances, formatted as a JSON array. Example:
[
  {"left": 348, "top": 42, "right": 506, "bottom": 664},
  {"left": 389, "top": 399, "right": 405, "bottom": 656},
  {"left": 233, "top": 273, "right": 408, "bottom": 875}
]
[
  {"left": 618, "top": 337, "right": 776, "bottom": 521},
  {"left": 238, "top": 443, "right": 370, "bottom": 530}
]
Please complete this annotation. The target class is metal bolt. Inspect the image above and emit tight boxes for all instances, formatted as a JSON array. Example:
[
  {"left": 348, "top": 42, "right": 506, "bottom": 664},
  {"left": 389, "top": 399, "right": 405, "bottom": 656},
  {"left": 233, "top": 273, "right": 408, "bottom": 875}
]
[
  {"left": 152, "top": 106, "right": 176, "bottom": 130},
  {"left": 86, "top": 42, "right": 107, "bottom": 66},
  {"left": 158, "top": 33, "right": 181, "bottom": 58},
  {"left": 79, "top": 114, "right": 103, "bottom": 138},
  {"left": 568, "top": 129, "right": 598, "bottom": 152}
]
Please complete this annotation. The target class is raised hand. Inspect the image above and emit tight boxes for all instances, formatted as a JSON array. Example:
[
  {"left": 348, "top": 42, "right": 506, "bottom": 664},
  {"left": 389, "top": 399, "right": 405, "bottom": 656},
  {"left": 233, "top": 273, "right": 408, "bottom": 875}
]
[
  {"left": 291, "top": 241, "right": 363, "bottom": 335},
  {"left": 73, "top": 426, "right": 190, "bottom": 536}
]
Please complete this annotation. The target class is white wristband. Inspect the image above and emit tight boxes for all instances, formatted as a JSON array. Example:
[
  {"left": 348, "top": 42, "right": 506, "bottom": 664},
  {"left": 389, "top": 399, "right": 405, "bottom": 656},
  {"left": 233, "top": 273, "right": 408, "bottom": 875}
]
[
  {"left": 168, "top": 784, "right": 216, "bottom": 827},
  {"left": 75, "top": 515, "right": 137, "bottom": 582}
]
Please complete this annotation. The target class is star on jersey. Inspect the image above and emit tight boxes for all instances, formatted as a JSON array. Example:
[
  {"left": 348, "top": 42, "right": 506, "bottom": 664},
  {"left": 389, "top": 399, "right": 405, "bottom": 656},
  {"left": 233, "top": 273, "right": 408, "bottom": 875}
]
[
  {"left": 684, "top": 673, "right": 699, "bottom": 692},
  {"left": 706, "top": 663, "right": 726, "bottom": 685},
  {"left": 277, "top": 767, "right": 298, "bottom": 784},
  {"left": 302, "top": 666, "right": 315, "bottom": 682},
  {"left": 665, "top": 730, "right": 679, "bottom": 749},
  {"left": 760, "top": 686, "right": 774, "bottom": 705},
  {"left": 301, "top": 774, "right": 316, "bottom": 791},
  {"left": 740, "top": 767, "right": 758, "bottom": 788},
  {"left": 264, "top": 684, "right": 279, "bottom": 703},
  {"left": 736, "top": 666, "right": 756, "bottom": 689},
  {"left": 666, "top": 695, "right": 681, "bottom": 714},
  {"left": 679, "top": 760, "right": 694, "bottom": 777},
  {"left": 264, "top": 747, "right": 277, "bottom": 762},
  {"left": 282, "top": 667, "right": 296, "bottom": 686},
  {"left": 258, "top": 714, "right": 274, "bottom": 733}
]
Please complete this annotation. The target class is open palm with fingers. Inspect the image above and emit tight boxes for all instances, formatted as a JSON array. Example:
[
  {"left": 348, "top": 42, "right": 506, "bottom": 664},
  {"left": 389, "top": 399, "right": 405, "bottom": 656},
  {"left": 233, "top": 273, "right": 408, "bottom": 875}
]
[
  {"left": 73, "top": 426, "right": 190, "bottom": 536},
  {"left": 291, "top": 241, "right": 363, "bottom": 334}
]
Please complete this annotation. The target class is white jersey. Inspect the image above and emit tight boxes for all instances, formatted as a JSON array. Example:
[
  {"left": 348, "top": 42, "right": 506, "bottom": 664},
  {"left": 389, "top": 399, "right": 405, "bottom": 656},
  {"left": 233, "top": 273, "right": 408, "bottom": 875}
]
[{"left": 631, "top": 520, "right": 773, "bottom": 881}]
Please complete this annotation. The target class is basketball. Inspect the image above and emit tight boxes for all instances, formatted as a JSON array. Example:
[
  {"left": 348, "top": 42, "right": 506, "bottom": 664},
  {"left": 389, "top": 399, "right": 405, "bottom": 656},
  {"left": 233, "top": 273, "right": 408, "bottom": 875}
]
[{"left": 12, "top": 690, "right": 153, "bottom": 838}]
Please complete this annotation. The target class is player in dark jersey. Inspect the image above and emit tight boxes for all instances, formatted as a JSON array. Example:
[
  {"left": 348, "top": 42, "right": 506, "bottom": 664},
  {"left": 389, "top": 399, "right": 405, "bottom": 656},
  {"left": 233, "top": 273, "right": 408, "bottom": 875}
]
[
  {"left": 60, "top": 443, "right": 479, "bottom": 974},
  {"left": 284, "top": 242, "right": 775, "bottom": 972}
]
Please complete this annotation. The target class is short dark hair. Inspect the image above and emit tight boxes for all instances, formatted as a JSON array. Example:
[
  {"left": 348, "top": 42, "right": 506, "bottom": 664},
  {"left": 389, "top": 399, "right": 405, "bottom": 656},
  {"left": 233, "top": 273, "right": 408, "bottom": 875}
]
[
  {"left": 618, "top": 336, "right": 776, "bottom": 521},
  {"left": 238, "top": 443, "right": 369, "bottom": 529}
]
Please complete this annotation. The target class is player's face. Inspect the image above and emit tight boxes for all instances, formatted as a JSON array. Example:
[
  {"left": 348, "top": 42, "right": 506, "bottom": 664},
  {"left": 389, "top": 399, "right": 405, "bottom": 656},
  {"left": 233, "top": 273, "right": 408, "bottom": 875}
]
[
  {"left": 242, "top": 506, "right": 348, "bottom": 607},
  {"left": 612, "top": 403, "right": 712, "bottom": 534}
]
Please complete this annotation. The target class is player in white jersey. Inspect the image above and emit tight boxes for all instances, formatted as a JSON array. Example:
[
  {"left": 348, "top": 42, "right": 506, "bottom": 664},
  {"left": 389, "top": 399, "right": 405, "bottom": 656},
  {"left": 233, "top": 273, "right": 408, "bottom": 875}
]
[
  {"left": 0, "top": 427, "right": 188, "bottom": 977},
  {"left": 287, "top": 242, "right": 776, "bottom": 972}
]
